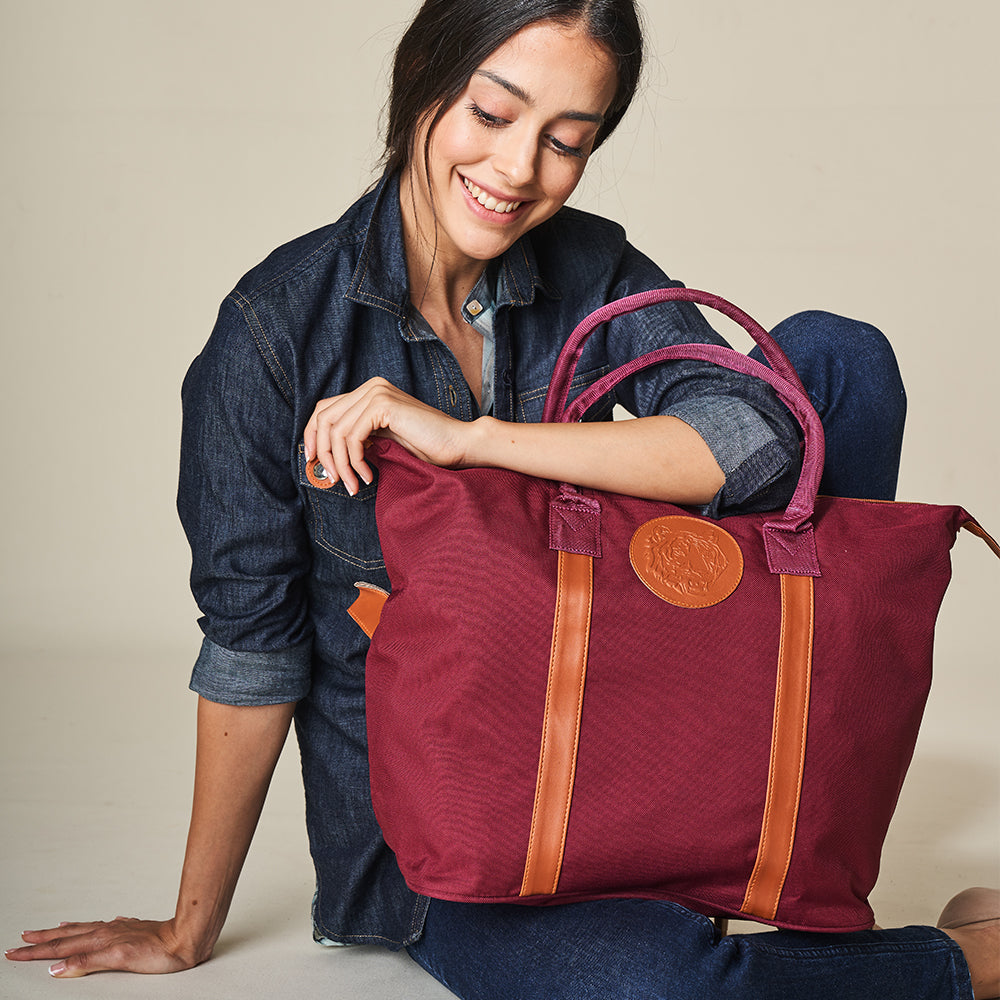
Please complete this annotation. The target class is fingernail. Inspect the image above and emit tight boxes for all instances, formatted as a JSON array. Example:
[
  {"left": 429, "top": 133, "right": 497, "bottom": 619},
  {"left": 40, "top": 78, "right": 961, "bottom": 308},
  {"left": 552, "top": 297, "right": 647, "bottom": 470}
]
[{"left": 49, "top": 961, "right": 67, "bottom": 976}]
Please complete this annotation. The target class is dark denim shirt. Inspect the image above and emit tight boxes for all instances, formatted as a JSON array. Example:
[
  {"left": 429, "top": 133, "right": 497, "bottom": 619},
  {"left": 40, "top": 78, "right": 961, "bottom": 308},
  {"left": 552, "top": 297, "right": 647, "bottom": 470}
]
[{"left": 178, "top": 172, "right": 800, "bottom": 947}]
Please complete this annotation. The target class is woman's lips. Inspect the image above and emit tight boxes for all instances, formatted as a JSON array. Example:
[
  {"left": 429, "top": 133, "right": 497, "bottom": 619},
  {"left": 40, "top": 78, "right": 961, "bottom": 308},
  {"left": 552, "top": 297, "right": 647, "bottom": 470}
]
[{"left": 460, "top": 176, "right": 531, "bottom": 222}]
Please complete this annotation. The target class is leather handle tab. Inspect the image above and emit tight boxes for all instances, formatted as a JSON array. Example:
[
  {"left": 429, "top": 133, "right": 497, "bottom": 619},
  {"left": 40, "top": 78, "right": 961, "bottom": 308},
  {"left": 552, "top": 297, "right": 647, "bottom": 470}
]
[
  {"left": 348, "top": 582, "right": 389, "bottom": 639},
  {"left": 520, "top": 551, "right": 594, "bottom": 897},
  {"left": 740, "top": 573, "right": 815, "bottom": 921}
]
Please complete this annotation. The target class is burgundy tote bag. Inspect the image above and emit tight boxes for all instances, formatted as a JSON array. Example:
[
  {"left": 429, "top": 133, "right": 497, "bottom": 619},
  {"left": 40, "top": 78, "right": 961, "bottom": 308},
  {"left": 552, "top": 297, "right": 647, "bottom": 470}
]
[{"left": 345, "top": 288, "right": 997, "bottom": 932}]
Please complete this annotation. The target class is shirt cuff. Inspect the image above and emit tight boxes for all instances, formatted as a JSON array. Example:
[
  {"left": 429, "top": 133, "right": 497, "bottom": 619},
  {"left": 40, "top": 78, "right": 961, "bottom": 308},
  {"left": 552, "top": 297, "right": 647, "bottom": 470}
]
[
  {"left": 189, "top": 636, "right": 312, "bottom": 706},
  {"left": 665, "top": 395, "right": 796, "bottom": 515}
]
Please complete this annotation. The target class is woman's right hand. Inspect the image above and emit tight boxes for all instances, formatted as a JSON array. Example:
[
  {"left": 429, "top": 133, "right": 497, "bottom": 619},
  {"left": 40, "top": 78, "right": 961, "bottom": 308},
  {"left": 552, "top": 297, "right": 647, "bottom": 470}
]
[
  {"left": 6, "top": 915, "right": 206, "bottom": 978},
  {"left": 5, "top": 917, "right": 205, "bottom": 979}
]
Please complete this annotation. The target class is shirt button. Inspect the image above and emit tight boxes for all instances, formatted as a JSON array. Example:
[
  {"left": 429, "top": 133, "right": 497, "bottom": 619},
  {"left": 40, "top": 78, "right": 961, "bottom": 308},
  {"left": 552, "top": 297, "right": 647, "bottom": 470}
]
[
  {"left": 306, "top": 460, "right": 334, "bottom": 490},
  {"left": 466, "top": 299, "right": 483, "bottom": 316}
]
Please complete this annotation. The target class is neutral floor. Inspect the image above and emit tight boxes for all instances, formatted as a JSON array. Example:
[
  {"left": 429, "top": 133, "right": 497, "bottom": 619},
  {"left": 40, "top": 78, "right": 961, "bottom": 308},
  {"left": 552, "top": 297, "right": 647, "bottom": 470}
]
[{"left": 0, "top": 644, "right": 453, "bottom": 1000}]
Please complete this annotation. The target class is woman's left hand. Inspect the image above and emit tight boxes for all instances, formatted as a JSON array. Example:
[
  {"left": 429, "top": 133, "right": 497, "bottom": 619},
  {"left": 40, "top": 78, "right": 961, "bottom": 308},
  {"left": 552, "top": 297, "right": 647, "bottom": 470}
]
[{"left": 303, "top": 378, "right": 472, "bottom": 495}]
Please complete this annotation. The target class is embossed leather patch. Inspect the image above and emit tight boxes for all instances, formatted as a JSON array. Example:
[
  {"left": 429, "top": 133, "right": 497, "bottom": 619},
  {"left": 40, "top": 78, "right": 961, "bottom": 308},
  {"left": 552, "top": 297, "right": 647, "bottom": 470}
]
[{"left": 629, "top": 516, "right": 743, "bottom": 608}]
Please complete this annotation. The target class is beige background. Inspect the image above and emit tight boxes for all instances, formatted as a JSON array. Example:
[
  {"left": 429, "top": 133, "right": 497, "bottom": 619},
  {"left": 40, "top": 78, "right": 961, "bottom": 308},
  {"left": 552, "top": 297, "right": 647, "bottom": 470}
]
[{"left": 2, "top": 1, "right": 997, "bottom": 997}]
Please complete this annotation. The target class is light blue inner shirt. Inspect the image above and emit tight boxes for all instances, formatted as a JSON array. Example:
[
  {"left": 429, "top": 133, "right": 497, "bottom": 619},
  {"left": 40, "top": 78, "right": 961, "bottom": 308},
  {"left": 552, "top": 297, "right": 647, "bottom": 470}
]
[{"left": 411, "top": 264, "right": 497, "bottom": 415}]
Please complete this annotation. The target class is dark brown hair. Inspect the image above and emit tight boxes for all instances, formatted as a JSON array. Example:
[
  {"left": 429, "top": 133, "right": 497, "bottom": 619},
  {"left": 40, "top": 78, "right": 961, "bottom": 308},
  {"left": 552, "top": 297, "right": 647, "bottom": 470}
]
[{"left": 383, "top": 0, "right": 644, "bottom": 178}]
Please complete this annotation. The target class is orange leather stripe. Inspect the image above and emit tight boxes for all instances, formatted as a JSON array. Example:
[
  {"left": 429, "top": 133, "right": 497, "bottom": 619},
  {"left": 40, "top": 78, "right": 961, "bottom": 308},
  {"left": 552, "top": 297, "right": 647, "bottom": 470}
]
[
  {"left": 520, "top": 550, "right": 594, "bottom": 897},
  {"left": 962, "top": 520, "right": 1000, "bottom": 560},
  {"left": 740, "top": 573, "right": 814, "bottom": 920},
  {"left": 347, "top": 582, "right": 389, "bottom": 639}
]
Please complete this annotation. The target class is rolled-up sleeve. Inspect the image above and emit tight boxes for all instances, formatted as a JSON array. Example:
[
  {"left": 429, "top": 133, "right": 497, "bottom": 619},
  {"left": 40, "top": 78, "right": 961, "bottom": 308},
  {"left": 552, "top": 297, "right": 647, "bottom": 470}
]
[
  {"left": 190, "top": 636, "right": 312, "bottom": 706},
  {"left": 178, "top": 294, "right": 312, "bottom": 706},
  {"left": 663, "top": 394, "right": 799, "bottom": 513}
]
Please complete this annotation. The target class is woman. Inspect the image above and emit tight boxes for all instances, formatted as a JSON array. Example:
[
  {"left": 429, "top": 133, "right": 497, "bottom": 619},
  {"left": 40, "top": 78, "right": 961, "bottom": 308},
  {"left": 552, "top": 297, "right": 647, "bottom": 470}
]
[{"left": 6, "top": 0, "right": 997, "bottom": 996}]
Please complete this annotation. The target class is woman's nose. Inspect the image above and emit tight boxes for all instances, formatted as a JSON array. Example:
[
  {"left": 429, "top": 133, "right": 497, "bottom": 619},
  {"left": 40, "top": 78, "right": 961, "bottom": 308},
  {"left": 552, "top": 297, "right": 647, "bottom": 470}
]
[{"left": 492, "top": 125, "right": 538, "bottom": 189}]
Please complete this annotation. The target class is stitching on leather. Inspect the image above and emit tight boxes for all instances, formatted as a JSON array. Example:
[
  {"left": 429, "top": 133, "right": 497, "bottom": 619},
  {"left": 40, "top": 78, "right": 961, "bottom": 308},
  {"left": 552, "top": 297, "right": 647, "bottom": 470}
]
[
  {"left": 520, "top": 550, "right": 566, "bottom": 895},
  {"left": 552, "top": 555, "right": 591, "bottom": 892},
  {"left": 741, "top": 575, "right": 812, "bottom": 920},
  {"left": 741, "top": 575, "right": 789, "bottom": 916},
  {"left": 774, "top": 578, "right": 813, "bottom": 907}
]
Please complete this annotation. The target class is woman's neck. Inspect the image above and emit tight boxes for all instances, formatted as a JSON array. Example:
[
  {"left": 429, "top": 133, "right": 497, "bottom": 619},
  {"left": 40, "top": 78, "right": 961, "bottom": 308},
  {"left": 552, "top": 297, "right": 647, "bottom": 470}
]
[{"left": 399, "top": 169, "right": 486, "bottom": 319}]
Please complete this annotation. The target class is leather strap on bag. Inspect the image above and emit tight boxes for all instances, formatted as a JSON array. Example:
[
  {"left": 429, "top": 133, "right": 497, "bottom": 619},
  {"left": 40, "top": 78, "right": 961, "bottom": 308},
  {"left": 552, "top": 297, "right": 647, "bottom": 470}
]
[
  {"left": 520, "top": 551, "right": 594, "bottom": 897},
  {"left": 740, "top": 573, "right": 815, "bottom": 919}
]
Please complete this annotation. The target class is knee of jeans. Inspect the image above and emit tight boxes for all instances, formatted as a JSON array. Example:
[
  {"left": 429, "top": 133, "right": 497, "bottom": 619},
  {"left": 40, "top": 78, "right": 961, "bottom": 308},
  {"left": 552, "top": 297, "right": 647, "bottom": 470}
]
[{"left": 771, "top": 310, "right": 906, "bottom": 419}]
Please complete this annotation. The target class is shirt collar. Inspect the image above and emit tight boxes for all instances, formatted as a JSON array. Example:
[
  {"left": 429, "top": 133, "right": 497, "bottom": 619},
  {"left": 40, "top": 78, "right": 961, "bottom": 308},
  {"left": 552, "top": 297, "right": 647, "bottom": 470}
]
[{"left": 345, "top": 171, "right": 561, "bottom": 322}]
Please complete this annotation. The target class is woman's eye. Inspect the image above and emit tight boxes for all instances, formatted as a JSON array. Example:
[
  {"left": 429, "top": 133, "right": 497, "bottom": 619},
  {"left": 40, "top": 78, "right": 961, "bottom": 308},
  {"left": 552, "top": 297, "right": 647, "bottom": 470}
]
[
  {"left": 546, "top": 135, "right": 584, "bottom": 159},
  {"left": 467, "top": 102, "right": 584, "bottom": 158},
  {"left": 467, "top": 102, "right": 507, "bottom": 128}
]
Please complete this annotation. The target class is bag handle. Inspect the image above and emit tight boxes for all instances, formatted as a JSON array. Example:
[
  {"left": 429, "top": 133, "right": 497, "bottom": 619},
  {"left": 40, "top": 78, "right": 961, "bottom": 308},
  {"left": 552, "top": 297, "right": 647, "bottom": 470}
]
[
  {"left": 542, "top": 288, "right": 808, "bottom": 424},
  {"left": 542, "top": 289, "right": 824, "bottom": 576}
]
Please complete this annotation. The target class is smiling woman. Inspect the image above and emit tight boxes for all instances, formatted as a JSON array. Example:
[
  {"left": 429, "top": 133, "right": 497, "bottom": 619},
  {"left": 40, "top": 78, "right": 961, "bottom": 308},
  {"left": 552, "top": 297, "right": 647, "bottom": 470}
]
[
  {"left": 5, "top": 0, "right": 997, "bottom": 998},
  {"left": 393, "top": 21, "right": 621, "bottom": 412},
  {"left": 400, "top": 23, "right": 617, "bottom": 281}
]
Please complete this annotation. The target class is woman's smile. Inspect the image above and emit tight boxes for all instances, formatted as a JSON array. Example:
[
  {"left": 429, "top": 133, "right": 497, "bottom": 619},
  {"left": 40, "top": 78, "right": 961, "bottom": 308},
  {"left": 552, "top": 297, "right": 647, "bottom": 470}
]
[
  {"left": 400, "top": 20, "right": 617, "bottom": 278},
  {"left": 460, "top": 175, "right": 529, "bottom": 219}
]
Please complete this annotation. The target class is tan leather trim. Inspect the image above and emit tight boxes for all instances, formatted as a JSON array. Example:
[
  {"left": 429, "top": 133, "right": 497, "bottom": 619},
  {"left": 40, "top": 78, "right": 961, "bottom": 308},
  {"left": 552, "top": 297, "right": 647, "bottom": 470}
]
[
  {"left": 962, "top": 520, "right": 1000, "bottom": 560},
  {"left": 305, "top": 458, "right": 335, "bottom": 489},
  {"left": 347, "top": 582, "right": 389, "bottom": 639},
  {"left": 629, "top": 515, "right": 744, "bottom": 609},
  {"left": 520, "top": 551, "right": 594, "bottom": 897},
  {"left": 740, "top": 573, "right": 814, "bottom": 920}
]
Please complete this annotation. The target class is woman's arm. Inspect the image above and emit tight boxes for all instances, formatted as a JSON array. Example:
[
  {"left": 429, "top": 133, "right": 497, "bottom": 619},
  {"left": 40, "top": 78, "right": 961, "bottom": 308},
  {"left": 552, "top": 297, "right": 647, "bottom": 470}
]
[
  {"left": 6, "top": 697, "right": 294, "bottom": 978},
  {"left": 303, "top": 378, "right": 725, "bottom": 504},
  {"left": 464, "top": 414, "right": 725, "bottom": 504}
]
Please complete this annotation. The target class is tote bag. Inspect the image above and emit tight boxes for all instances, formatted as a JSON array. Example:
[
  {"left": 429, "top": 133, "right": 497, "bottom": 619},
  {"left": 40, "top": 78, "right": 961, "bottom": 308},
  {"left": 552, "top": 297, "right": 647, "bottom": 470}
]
[{"left": 344, "top": 288, "right": 997, "bottom": 932}]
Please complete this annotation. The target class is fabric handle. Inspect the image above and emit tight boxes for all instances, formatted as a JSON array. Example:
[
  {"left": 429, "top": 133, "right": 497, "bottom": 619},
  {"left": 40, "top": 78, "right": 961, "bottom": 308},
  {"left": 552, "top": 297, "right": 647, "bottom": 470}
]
[
  {"left": 541, "top": 288, "right": 808, "bottom": 425},
  {"left": 543, "top": 289, "right": 824, "bottom": 576}
]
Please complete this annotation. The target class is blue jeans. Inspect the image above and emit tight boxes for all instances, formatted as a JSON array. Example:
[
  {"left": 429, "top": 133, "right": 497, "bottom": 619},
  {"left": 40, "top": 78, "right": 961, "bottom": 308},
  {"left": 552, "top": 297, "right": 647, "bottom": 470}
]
[
  {"left": 751, "top": 310, "right": 907, "bottom": 502},
  {"left": 405, "top": 314, "right": 974, "bottom": 999},
  {"left": 408, "top": 899, "right": 972, "bottom": 1000}
]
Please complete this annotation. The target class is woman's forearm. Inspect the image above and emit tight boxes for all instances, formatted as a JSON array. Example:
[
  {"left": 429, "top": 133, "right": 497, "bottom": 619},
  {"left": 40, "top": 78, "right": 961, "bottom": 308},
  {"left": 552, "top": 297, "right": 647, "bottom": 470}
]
[
  {"left": 171, "top": 697, "right": 296, "bottom": 962},
  {"left": 304, "top": 379, "right": 726, "bottom": 503},
  {"left": 7, "top": 696, "right": 296, "bottom": 977},
  {"left": 465, "top": 414, "right": 725, "bottom": 505}
]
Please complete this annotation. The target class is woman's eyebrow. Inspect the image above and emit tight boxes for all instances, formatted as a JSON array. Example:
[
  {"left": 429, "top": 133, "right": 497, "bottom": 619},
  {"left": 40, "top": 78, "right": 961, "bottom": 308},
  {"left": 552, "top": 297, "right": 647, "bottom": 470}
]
[{"left": 473, "top": 69, "right": 605, "bottom": 125}]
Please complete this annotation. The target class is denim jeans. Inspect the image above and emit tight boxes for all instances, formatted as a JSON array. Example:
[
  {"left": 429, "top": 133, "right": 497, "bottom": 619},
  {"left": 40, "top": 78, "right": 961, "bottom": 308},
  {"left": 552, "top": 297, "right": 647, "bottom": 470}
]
[
  {"left": 408, "top": 899, "right": 972, "bottom": 1000},
  {"left": 404, "top": 314, "right": 973, "bottom": 999},
  {"left": 751, "top": 310, "right": 906, "bottom": 502}
]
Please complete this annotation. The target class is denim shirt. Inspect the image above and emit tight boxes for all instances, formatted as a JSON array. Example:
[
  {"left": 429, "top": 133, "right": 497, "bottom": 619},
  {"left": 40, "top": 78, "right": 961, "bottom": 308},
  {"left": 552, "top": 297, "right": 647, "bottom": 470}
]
[{"left": 177, "top": 172, "right": 800, "bottom": 948}]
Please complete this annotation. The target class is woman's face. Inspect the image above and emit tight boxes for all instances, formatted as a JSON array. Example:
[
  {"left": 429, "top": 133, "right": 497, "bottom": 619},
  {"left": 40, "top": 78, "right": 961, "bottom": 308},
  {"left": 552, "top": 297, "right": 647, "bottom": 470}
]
[{"left": 402, "top": 20, "right": 618, "bottom": 275}]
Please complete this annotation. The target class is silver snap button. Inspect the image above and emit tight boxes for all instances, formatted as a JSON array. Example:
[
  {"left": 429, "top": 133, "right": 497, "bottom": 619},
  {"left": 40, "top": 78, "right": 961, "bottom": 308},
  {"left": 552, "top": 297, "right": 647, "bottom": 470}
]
[{"left": 306, "top": 459, "right": 334, "bottom": 489}]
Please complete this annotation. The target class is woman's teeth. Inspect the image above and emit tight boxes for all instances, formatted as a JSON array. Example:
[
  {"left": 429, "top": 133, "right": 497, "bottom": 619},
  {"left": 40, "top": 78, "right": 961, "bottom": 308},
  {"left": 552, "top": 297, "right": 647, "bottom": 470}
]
[{"left": 464, "top": 178, "right": 522, "bottom": 214}]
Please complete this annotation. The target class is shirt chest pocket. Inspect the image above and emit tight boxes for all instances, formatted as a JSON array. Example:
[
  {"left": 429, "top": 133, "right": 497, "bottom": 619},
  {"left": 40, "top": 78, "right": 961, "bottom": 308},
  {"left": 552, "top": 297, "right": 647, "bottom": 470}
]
[
  {"left": 515, "top": 364, "right": 614, "bottom": 423},
  {"left": 298, "top": 446, "right": 385, "bottom": 574}
]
